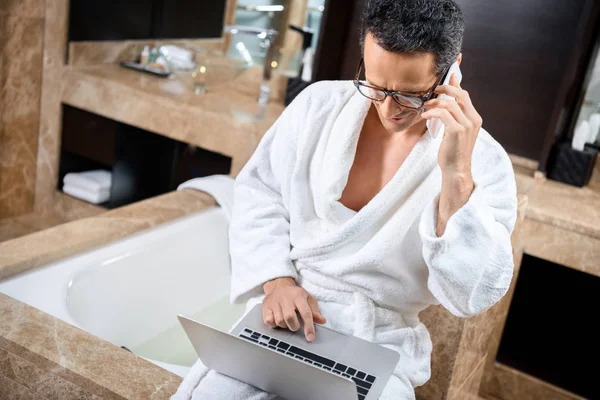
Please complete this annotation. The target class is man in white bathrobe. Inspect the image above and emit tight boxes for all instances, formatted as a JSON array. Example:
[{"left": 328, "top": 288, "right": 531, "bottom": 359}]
[{"left": 174, "top": 0, "right": 517, "bottom": 399}]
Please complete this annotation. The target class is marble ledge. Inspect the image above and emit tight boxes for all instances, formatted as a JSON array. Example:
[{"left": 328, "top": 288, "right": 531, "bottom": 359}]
[
  {"left": 481, "top": 362, "right": 586, "bottom": 400},
  {"left": 524, "top": 177, "right": 600, "bottom": 240},
  {"left": 60, "top": 64, "right": 286, "bottom": 175},
  {"left": 0, "top": 293, "right": 181, "bottom": 399},
  {"left": 512, "top": 168, "right": 600, "bottom": 241},
  {"left": 521, "top": 218, "right": 600, "bottom": 277},
  {"left": 0, "top": 189, "right": 216, "bottom": 282}
]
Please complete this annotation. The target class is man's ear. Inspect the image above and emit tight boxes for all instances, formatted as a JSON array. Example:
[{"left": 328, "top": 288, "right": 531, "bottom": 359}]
[{"left": 456, "top": 52, "right": 463, "bottom": 66}]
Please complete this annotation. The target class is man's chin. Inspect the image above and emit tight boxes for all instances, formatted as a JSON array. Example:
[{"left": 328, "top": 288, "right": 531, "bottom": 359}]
[{"left": 381, "top": 119, "right": 414, "bottom": 133}]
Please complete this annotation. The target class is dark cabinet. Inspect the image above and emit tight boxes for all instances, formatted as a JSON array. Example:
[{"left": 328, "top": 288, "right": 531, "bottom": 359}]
[
  {"left": 453, "top": 0, "right": 589, "bottom": 162},
  {"left": 68, "top": 0, "right": 227, "bottom": 42}
]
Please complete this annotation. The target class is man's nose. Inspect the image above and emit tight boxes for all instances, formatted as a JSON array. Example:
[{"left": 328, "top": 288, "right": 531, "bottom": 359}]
[{"left": 381, "top": 96, "right": 400, "bottom": 116}]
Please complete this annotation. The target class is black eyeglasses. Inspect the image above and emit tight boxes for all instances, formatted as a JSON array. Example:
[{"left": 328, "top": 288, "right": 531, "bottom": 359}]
[{"left": 353, "top": 58, "right": 450, "bottom": 110}]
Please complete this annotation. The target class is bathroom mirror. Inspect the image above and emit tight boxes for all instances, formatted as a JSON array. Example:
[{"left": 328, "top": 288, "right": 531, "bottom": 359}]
[{"left": 232, "top": 0, "right": 326, "bottom": 78}]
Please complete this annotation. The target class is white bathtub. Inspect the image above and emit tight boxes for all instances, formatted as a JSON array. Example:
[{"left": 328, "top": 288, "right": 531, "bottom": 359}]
[{"left": 0, "top": 206, "right": 246, "bottom": 377}]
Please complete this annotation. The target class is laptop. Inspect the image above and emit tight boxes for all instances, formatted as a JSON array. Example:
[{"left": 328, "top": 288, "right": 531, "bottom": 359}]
[{"left": 178, "top": 304, "right": 400, "bottom": 400}]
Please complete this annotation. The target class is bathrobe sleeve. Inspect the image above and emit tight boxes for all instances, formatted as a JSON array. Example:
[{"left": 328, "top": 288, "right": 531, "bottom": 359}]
[
  {"left": 418, "top": 139, "right": 518, "bottom": 318},
  {"left": 228, "top": 87, "right": 312, "bottom": 304}
]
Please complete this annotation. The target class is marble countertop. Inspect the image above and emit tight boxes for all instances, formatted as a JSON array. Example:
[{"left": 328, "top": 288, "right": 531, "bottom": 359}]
[
  {"left": 60, "top": 64, "right": 286, "bottom": 175},
  {"left": 514, "top": 163, "right": 600, "bottom": 240}
]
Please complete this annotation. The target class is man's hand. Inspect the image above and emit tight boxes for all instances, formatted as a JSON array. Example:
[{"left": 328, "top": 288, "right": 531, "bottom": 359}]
[
  {"left": 421, "top": 73, "right": 479, "bottom": 235},
  {"left": 262, "top": 277, "right": 326, "bottom": 342}
]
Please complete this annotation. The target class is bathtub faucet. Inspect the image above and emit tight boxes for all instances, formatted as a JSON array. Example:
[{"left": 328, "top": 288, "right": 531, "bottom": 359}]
[{"left": 224, "top": 25, "right": 279, "bottom": 105}]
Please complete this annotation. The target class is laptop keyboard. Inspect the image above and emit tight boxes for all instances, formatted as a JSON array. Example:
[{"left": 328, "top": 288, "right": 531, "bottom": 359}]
[{"left": 239, "top": 328, "right": 377, "bottom": 400}]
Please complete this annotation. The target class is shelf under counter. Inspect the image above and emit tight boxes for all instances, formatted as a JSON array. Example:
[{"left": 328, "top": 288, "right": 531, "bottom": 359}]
[{"left": 60, "top": 64, "right": 286, "bottom": 176}]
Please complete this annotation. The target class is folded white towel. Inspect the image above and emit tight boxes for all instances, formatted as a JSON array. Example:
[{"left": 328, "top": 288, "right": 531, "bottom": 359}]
[
  {"left": 63, "top": 170, "right": 112, "bottom": 193},
  {"left": 588, "top": 113, "right": 600, "bottom": 144},
  {"left": 178, "top": 175, "right": 235, "bottom": 223},
  {"left": 63, "top": 184, "right": 110, "bottom": 204}
]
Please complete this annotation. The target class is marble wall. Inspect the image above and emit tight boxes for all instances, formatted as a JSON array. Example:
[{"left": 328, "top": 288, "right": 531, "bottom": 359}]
[{"left": 0, "top": 0, "right": 45, "bottom": 218}]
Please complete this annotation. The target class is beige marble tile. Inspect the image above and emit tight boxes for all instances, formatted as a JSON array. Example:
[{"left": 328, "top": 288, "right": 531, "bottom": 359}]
[
  {"left": 481, "top": 363, "right": 585, "bottom": 400},
  {"left": 0, "top": 336, "right": 123, "bottom": 400},
  {"left": 68, "top": 38, "right": 225, "bottom": 66},
  {"left": 0, "top": 294, "right": 182, "bottom": 399},
  {"left": 0, "top": 0, "right": 45, "bottom": 18},
  {"left": 0, "top": 11, "right": 4, "bottom": 125},
  {"left": 0, "top": 212, "right": 65, "bottom": 243},
  {"left": 515, "top": 171, "right": 538, "bottom": 196},
  {"left": 449, "top": 356, "right": 486, "bottom": 400},
  {"left": 0, "top": 374, "right": 47, "bottom": 400},
  {"left": 0, "top": 15, "right": 44, "bottom": 218},
  {"left": 0, "top": 347, "right": 101, "bottom": 399},
  {"left": 450, "top": 319, "right": 488, "bottom": 390},
  {"left": 521, "top": 219, "right": 600, "bottom": 277},
  {"left": 415, "top": 304, "right": 464, "bottom": 400},
  {"left": 34, "top": 0, "right": 68, "bottom": 217},
  {"left": 0, "top": 189, "right": 215, "bottom": 281},
  {"left": 52, "top": 192, "right": 105, "bottom": 222},
  {"left": 526, "top": 177, "right": 600, "bottom": 240}
]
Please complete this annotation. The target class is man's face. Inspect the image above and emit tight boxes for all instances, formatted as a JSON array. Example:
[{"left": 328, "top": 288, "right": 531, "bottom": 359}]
[{"left": 363, "top": 33, "right": 440, "bottom": 134}]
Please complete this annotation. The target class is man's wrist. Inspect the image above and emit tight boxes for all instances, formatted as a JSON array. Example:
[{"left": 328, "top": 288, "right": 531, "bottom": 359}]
[
  {"left": 263, "top": 277, "right": 296, "bottom": 295},
  {"left": 437, "top": 170, "right": 474, "bottom": 236}
]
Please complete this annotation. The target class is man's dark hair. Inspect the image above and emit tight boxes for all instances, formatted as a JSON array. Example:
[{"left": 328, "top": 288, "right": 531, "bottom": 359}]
[{"left": 360, "top": 0, "right": 466, "bottom": 75}]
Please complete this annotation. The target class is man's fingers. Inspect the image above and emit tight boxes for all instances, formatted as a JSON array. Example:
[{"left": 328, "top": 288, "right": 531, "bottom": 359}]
[
  {"left": 423, "top": 98, "right": 470, "bottom": 128},
  {"left": 308, "top": 296, "right": 327, "bottom": 324},
  {"left": 262, "top": 305, "right": 276, "bottom": 328},
  {"left": 296, "top": 299, "right": 316, "bottom": 342},
  {"left": 434, "top": 82, "right": 462, "bottom": 100},
  {"left": 273, "top": 306, "right": 288, "bottom": 329},
  {"left": 282, "top": 302, "right": 300, "bottom": 331},
  {"left": 421, "top": 108, "right": 463, "bottom": 133},
  {"left": 434, "top": 84, "right": 480, "bottom": 122}
]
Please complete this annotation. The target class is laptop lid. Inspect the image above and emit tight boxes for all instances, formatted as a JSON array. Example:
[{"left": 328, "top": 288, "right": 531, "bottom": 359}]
[{"left": 178, "top": 315, "right": 358, "bottom": 400}]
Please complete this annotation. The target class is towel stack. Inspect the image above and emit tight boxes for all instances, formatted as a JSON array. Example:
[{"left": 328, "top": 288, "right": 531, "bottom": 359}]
[{"left": 62, "top": 170, "right": 112, "bottom": 204}]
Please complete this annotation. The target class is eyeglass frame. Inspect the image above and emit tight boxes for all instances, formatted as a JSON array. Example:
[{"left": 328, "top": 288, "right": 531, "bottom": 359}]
[{"left": 353, "top": 58, "right": 450, "bottom": 110}]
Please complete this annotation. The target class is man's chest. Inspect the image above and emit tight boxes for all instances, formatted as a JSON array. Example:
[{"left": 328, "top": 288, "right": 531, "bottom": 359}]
[{"left": 339, "top": 138, "right": 415, "bottom": 212}]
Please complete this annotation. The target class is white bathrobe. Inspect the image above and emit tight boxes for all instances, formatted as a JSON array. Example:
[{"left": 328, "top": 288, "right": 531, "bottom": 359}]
[{"left": 175, "top": 80, "right": 518, "bottom": 400}]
